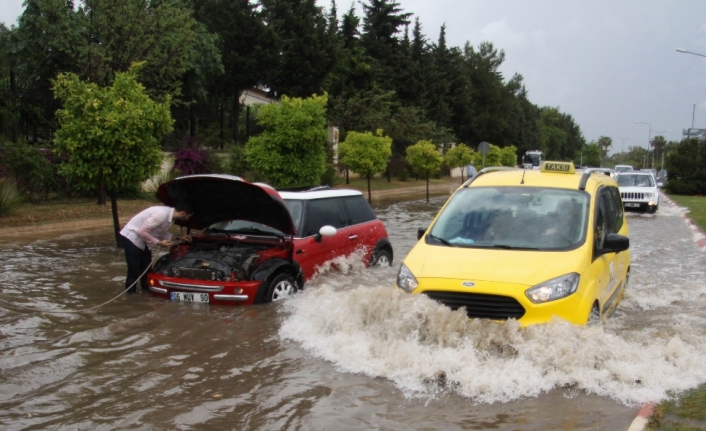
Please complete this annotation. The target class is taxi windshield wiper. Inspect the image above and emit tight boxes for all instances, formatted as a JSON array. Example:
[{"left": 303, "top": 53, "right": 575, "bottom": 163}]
[
  {"left": 491, "top": 243, "right": 540, "bottom": 250},
  {"left": 429, "top": 234, "right": 454, "bottom": 247}
]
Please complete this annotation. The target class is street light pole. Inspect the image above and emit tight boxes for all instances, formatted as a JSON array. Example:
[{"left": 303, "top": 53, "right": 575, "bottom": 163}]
[
  {"left": 613, "top": 137, "right": 630, "bottom": 163},
  {"left": 650, "top": 129, "right": 669, "bottom": 169},
  {"left": 635, "top": 121, "right": 652, "bottom": 169}
]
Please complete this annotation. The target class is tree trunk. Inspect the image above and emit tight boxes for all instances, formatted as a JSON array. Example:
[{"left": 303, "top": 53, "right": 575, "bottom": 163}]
[
  {"left": 110, "top": 193, "right": 122, "bottom": 248},
  {"left": 345, "top": 168, "right": 349, "bottom": 185},
  {"left": 189, "top": 104, "right": 196, "bottom": 137},
  {"left": 219, "top": 101, "right": 224, "bottom": 149},
  {"left": 232, "top": 93, "right": 242, "bottom": 144},
  {"left": 97, "top": 180, "right": 106, "bottom": 205},
  {"left": 426, "top": 173, "right": 430, "bottom": 202},
  {"left": 367, "top": 174, "right": 372, "bottom": 203}
]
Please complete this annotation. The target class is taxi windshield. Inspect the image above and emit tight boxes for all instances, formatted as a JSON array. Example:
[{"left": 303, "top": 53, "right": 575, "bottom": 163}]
[
  {"left": 617, "top": 174, "right": 654, "bottom": 187},
  {"left": 428, "top": 187, "right": 589, "bottom": 250}
]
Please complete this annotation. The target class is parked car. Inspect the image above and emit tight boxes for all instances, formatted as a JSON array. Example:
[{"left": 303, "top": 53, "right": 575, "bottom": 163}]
[
  {"left": 616, "top": 171, "right": 659, "bottom": 213},
  {"left": 396, "top": 162, "right": 630, "bottom": 326},
  {"left": 147, "top": 175, "right": 393, "bottom": 305},
  {"left": 614, "top": 164, "right": 633, "bottom": 174}
]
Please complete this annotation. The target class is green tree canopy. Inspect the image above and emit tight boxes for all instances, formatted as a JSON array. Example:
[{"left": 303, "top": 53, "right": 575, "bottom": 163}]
[
  {"left": 338, "top": 129, "right": 392, "bottom": 201},
  {"left": 53, "top": 64, "right": 173, "bottom": 243},
  {"left": 246, "top": 93, "right": 328, "bottom": 187},
  {"left": 444, "top": 143, "right": 473, "bottom": 182},
  {"left": 406, "top": 139, "right": 442, "bottom": 201}
]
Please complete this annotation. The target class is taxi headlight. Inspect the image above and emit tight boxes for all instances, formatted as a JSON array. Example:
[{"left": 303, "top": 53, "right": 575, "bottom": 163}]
[
  {"left": 396, "top": 264, "right": 418, "bottom": 293},
  {"left": 644, "top": 193, "right": 653, "bottom": 199},
  {"left": 525, "top": 273, "right": 580, "bottom": 303}
]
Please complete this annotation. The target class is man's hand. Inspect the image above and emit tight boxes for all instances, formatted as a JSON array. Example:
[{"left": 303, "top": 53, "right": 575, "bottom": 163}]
[
  {"left": 175, "top": 234, "right": 192, "bottom": 243},
  {"left": 157, "top": 240, "right": 173, "bottom": 247}
]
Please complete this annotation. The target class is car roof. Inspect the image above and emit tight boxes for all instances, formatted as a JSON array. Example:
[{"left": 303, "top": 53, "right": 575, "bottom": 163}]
[
  {"left": 466, "top": 165, "right": 616, "bottom": 193},
  {"left": 617, "top": 171, "right": 652, "bottom": 176},
  {"left": 279, "top": 188, "right": 363, "bottom": 200}
]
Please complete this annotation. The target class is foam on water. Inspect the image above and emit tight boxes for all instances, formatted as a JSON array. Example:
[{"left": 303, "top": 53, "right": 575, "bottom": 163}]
[{"left": 280, "top": 198, "right": 706, "bottom": 406}]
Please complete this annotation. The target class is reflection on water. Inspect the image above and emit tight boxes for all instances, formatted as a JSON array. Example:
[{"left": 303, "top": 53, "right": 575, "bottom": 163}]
[{"left": 0, "top": 195, "right": 704, "bottom": 429}]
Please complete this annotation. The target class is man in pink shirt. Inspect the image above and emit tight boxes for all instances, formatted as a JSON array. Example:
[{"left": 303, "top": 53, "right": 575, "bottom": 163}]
[{"left": 119, "top": 202, "right": 194, "bottom": 293}]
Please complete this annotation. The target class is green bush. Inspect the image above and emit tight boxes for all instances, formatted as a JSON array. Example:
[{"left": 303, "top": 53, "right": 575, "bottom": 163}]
[
  {"left": 3, "top": 143, "right": 57, "bottom": 198},
  {"left": 319, "top": 163, "right": 340, "bottom": 187},
  {"left": 228, "top": 144, "right": 251, "bottom": 177},
  {"left": 0, "top": 179, "right": 25, "bottom": 217},
  {"left": 665, "top": 179, "right": 706, "bottom": 195}
]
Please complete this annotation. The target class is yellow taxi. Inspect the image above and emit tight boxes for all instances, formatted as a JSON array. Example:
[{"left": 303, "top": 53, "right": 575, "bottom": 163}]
[{"left": 395, "top": 162, "right": 630, "bottom": 326}]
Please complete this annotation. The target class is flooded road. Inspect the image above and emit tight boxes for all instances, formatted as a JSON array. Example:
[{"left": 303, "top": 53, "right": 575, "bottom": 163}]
[{"left": 1, "top": 194, "right": 706, "bottom": 430}]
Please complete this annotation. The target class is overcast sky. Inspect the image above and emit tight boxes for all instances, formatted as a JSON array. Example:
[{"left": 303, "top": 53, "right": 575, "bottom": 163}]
[{"left": 2, "top": 0, "right": 705, "bottom": 154}]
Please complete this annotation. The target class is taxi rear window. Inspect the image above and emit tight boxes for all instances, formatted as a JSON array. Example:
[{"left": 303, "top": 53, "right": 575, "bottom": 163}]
[{"left": 428, "top": 187, "right": 589, "bottom": 250}]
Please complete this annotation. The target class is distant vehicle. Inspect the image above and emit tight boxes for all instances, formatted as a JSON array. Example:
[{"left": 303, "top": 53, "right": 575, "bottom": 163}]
[
  {"left": 522, "top": 150, "right": 545, "bottom": 169},
  {"left": 657, "top": 170, "right": 667, "bottom": 188},
  {"left": 616, "top": 171, "right": 659, "bottom": 213},
  {"left": 592, "top": 168, "right": 614, "bottom": 177},
  {"left": 614, "top": 164, "right": 633, "bottom": 173}
]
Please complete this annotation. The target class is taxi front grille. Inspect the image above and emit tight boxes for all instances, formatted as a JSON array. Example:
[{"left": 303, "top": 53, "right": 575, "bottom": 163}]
[
  {"left": 423, "top": 291, "right": 525, "bottom": 320},
  {"left": 621, "top": 192, "right": 645, "bottom": 200}
]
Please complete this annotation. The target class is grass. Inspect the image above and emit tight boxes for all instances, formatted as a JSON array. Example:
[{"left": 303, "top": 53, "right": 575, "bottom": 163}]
[
  {"left": 649, "top": 385, "right": 706, "bottom": 430},
  {"left": 666, "top": 194, "right": 706, "bottom": 232},
  {"left": 0, "top": 196, "right": 156, "bottom": 229}
]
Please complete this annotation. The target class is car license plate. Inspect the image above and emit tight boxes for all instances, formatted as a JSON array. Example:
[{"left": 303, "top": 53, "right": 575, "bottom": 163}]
[
  {"left": 170, "top": 292, "right": 210, "bottom": 303},
  {"left": 625, "top": 203, "right": 640, "bottom": 208}
]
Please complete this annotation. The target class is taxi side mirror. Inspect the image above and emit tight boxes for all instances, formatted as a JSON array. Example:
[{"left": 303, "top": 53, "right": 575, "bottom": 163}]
[
  {"left": 417, "top": 227, "right": 427, "bottom": 240},
  {"left": 603, "top": 233, "right": 629, "bottom": 253}
]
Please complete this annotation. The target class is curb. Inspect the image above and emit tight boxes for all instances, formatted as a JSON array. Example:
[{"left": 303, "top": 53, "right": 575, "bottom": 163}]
[
  {"left": 659, "top": 192, "right": 706, "bottom": 252},
  {"left": 627, "top": 403, "right": 654, "bottom": 431},
  {"left": 627, "top": 193, "right": 703, "bottom": 431}
]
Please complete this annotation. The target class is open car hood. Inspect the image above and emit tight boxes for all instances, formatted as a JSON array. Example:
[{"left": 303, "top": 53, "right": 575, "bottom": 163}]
[{"left": 156, "top": 174, "right": 296, "bottom": 235}]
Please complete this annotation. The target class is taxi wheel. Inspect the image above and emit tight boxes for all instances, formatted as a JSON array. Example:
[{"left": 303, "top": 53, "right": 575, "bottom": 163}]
[
  {"left": 588, "top": 303, "right": 601, "bottom": 325},
  {"left": 267, "top": 273, "right": 298, "bottom": 302},
  {"left": 372, "top": 250, "right": 392, "bottom": 267}
]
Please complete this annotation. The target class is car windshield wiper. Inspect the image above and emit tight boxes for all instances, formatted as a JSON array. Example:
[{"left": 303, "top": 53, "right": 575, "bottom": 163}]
[{"left": 428, "top": 234, "right": 454, "bottom": 247}]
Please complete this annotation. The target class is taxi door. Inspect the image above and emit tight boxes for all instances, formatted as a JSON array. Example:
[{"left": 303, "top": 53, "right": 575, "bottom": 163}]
[{"left": 592, "top": 188, "right": 621, "bottom": 315}]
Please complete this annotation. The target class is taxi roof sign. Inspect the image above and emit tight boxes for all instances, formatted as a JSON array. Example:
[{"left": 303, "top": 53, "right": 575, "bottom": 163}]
[{"left": 540, "top": 161, "right": 576, "bottom": 174}]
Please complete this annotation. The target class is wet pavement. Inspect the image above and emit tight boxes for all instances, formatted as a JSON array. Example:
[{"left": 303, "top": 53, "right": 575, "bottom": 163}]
[{"left": 1, "top": 195, "right": 705, "bottom": 430}]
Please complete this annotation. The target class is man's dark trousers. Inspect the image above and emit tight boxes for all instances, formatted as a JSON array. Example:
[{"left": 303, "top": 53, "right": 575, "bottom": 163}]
[{"left": 121, "top": 235, "right": 152, "bottom": 293}]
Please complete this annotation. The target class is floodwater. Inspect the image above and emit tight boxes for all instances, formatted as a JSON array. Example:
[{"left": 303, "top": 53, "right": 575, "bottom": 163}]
[{"left": 1, "top": 194, "right": 705, "bottom": 430}]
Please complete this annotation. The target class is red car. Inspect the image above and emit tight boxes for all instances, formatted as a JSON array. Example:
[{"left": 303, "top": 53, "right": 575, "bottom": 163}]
[{"left": 147, "top": 175, "right": 393, "bottom": 305}]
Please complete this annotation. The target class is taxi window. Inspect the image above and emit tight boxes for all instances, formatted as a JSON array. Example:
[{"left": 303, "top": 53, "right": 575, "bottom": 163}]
[
  {"left": 606, "top": 186, "right": 624, "bottom": 232},
  {"left": 427, "top": 187, "right": 589, "bottom": 250},
  {"left": 594, "top": 197, "right": 608, "bottom": 251}
]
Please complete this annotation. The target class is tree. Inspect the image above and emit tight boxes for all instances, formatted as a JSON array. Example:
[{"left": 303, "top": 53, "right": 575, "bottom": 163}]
[
  {"left": 577, "top": 142, "right": 601, "bottom": 167},
  {"left": 261, "top": 0, "right": 334, "bottom": 98},
  {"left": 597, "top": 136, "right": 612, "bottom": 167},
  {"left": 53, "top": 64, "right": 173, "bottom": 246},
  {"left": 338, "top": 129, "right": 392, "bottom": 202},
  {"left": 77, "top": 0, "right": 200, "bottom": 99},
  {"left": 499, "top": 145, "right": 518, "bottom": 167},
  {"left": 444, "top": 143, "right": 473, "bottom": 182},
  {"left": 198, "top": 0, "right": 276, "bottom": 144},
  {"left": 406, "top": 139, "right": 442, "bottom": 202},
  {"left": 246, "top": 94, "right": 328, "bottom": 187}
]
